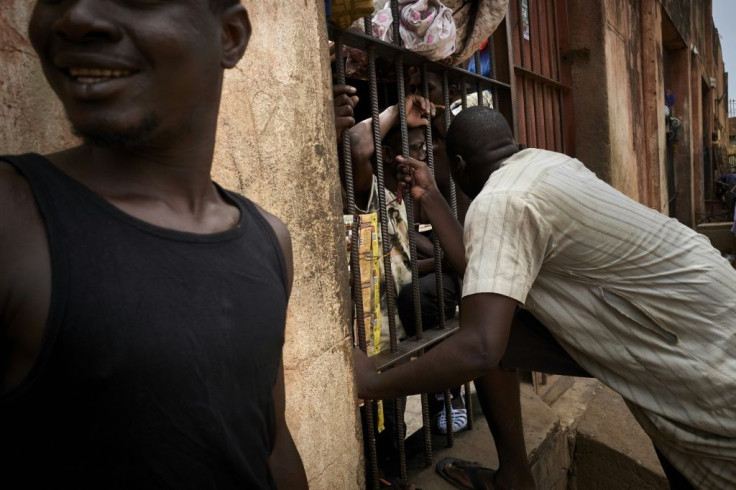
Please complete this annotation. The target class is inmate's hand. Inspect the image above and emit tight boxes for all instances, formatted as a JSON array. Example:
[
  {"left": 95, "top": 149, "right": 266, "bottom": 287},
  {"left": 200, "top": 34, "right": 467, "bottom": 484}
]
[
  {"left": 396, "top": 155, "right": 439, "bottom": 202},
  {"left": 334, "top": 84, "right": 359, "bottom": 142},
  {"left": 404, "top": 94, "right": 440, "bottom": 128},
  {"left": 354, "top": 347, "right": 378, "bottom": 400}
]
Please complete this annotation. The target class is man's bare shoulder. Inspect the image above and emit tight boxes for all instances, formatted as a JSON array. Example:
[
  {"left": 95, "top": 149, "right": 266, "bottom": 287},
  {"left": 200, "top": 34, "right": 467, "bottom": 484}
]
[
  {"left": 0, "top": 159, "right": 42, "bottom": 227},
  {"left": 251, "top": 203, "right": 293, "bottom": 296},
  {"left": 0, "top": 160, "right": 46, "bottom": 258}
]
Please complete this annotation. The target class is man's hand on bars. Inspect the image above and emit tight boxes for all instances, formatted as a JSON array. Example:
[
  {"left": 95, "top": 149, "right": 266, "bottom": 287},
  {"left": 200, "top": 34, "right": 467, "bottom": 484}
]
[
  {"left": 404, "top": 94, "right": 441, "bottom": 128},
  {"left": 333, "top": 84, "right": 359, "bottom": 142},
  {"left": 396, "top": 155, "right": 439, "bottom": 203}
]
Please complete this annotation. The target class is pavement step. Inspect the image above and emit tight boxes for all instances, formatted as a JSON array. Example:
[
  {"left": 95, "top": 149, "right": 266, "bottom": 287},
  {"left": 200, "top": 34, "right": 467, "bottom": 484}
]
[
  {"left": 402, "top": 377, "right": 669, "bottom": 490},
  {"left": 569, "top": 385, "right": 668, "bottom": 490},
  {"left": 406, "top": 384, "right": 569, "bottom": 489}
]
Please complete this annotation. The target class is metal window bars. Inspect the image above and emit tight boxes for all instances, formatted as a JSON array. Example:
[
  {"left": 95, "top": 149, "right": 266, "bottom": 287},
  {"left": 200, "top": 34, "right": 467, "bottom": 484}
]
[{"left": 331, "top": 4, "right": 514, "bottom": 487}]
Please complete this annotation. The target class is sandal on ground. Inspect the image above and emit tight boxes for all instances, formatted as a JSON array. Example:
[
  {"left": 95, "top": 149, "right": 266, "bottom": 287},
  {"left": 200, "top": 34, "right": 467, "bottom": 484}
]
[
  {"left": 435, "top": 457, "right": 496, "bottom": 490},
  {"left": 435, "top": 408, "right": 468, "bottom": 434}
]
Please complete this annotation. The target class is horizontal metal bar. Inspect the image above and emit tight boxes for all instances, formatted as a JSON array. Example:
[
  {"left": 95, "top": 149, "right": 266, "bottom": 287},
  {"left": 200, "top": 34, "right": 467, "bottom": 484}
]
[
  {"left": 514, "top": 65, "right": 571, "bottom": 92},
  {"left": 372, "top": 318, "right": 460, "bottom": 371},
  {"left": 329, "top": 26, "right": 511, "bottom": 92}
]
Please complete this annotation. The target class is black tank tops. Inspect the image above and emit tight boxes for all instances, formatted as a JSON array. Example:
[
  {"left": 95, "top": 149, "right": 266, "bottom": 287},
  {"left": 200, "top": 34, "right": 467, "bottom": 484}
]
[{"left": 0, "top": 154, "right": 287, "bottom": 489}]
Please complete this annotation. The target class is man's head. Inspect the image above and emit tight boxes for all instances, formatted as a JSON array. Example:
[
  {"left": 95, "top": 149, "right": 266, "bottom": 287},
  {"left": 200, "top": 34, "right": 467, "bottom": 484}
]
[
  {"left": 29, "top": 0, "right": 250, "bottom": 148},
  {"left": 446, "top": 106, "right": 518, "bottom": 198}
]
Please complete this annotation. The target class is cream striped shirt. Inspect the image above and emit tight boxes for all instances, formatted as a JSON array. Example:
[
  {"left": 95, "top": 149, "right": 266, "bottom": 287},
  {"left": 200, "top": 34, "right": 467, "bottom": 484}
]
[{"left": 463, "top": 149, "right": 736, "bottom": 488}]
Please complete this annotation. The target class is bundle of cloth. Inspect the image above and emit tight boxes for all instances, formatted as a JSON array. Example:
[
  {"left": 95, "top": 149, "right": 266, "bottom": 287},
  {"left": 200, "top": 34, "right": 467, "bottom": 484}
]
[
  {"left": 438, "top": 0, "right": 508, "bottom": 66},
  {"left": 331, "top": 0, "right": 508, "bottom": 67},
  {"left": 371, "top": 0, "right": 457, "bottom": 61}
]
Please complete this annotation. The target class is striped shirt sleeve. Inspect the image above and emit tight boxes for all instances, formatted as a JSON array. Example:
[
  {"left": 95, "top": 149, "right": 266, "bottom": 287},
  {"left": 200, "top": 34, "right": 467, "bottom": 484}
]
[{"left": 462, "top": 191, "right": 552, "bottom": 305}]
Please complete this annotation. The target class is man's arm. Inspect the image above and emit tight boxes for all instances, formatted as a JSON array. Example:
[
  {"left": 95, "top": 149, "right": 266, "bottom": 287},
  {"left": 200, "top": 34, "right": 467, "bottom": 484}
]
[
  {"left": 268, "top": 360, "right": 308, "bottom": 489},
  {"left": 355, "top": 292, "right": 517, "bottom": 399},
  {"left": 256, "top": 208, "right": 307, "bottom": 489}
]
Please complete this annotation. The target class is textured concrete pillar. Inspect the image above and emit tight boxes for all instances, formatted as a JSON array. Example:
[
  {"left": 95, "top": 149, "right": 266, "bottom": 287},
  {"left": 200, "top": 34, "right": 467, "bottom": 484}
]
[
  {"left": 1, "top": 1, "right": 363, "bottom": 488},
  {"left": 670, "top": 47, "right": 693, "bottom": 227},
  {"left": 602, "top": 0, "right": 641, "bottom": 201},
  {"left": 567, "top": 0, "right": 613, "bottom": 184},
  {"left": 213, "top": 2, "right": 363, "bottom": 488},
  {"left": 690, "top": 56, "right": 704, "bottom": 225},
  {"left": 640, "top": 0, "right": 666, "bottom": 211},
  {"left": 0, "top": 3, "right": 77, "bottom": 153}
]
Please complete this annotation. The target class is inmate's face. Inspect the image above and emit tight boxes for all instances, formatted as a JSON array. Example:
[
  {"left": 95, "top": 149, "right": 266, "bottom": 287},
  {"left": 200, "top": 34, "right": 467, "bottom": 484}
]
[
  {"left": 409, "top": 70, "right": 444, "bottom": 106},
  {"left": 407, "top": 128, "right": 427, "bottom": 162},
  {"left": 28, "top": 0, "right": 226, "bottom": 146}
]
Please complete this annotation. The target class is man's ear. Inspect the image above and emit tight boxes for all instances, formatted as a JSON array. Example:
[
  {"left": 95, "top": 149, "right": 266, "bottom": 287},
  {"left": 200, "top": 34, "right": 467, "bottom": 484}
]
[
  {"left": 221, "top": 4, "right": 251, "bottom": 69},
  {"left": 452, "top": 154, "right": 466, "bottom": 175}
]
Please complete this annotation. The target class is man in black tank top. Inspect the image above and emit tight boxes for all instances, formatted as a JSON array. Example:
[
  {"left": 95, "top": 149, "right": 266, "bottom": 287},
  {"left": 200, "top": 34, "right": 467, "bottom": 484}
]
[{"left": 0, "top": 1, "right": 307, "bottom": 488}]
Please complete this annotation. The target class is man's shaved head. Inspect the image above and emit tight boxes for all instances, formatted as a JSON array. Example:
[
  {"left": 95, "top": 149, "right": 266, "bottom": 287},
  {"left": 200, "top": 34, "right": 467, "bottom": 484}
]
[
  {"left": 445, "top": 106, "right": 519, "bottom": 198},
  {"left": 446, "top": 106, "right": 514, "bottom": 162}
]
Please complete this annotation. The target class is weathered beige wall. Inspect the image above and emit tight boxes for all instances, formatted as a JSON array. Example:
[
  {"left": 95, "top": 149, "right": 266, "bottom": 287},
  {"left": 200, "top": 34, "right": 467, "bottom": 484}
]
[
  {"left": 604, "top": 7, "right": 638, "bottom": 200},
  {"left": 568, "top": 0, "right": 612, "bottom": 183},
  {"left": 640, "top": 0, "right": 666, "bottom": 211},
  {"left": 214, "top": 2, "right": 363, "bottom": 488},
  {"left": 1, "top": 1, "right": 363, "bottom": 488},
  {"left": 603, "top": 0, "right": 642, "bottom": 201},
  {"left": 0, "top": 2, "right": 77, "bottom": 152}
]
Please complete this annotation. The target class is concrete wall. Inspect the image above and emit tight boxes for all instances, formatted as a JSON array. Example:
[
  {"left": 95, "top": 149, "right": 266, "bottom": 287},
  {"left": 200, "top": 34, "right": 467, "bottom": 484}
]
[
  {"left": 0, "top": 3, "right": 77, "bottom": 153},
  {"left": 640, "top": 0, "right": 666, "bottom": 210},
  {"left": 567, "top": 0, "right": 612, "bottom": 184},
  {"left": 0, "top": 2, "right": 363, "bottom": 488},
  {"left": 567, "top": 0, "right": 727, "bottom": 225},
  {"left": 567, "top": 0, "right": 645, "bottom": 201},
  {"left": 215, "top": 2, "right": 363, "bottom": 488},
  {"left": 603, "top": 0, "right": 644, "bottom": 201}
]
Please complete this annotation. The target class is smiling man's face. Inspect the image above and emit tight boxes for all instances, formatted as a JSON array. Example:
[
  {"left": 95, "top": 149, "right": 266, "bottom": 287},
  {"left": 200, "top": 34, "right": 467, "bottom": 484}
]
[{"left": 29, "top": 0, "right": 227, "bottom": 147}]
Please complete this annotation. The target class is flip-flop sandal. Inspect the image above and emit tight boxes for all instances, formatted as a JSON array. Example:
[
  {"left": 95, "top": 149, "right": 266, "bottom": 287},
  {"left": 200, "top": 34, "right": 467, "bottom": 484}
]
[{"left": 436, "top": 457, "right": 497, "bottom": 490}]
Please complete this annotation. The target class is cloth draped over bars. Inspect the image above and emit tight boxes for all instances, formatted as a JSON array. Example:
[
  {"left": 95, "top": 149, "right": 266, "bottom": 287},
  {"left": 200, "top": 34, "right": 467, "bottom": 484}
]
[{"left": 441, "top": 0, "right": 508, "bottom": 66}]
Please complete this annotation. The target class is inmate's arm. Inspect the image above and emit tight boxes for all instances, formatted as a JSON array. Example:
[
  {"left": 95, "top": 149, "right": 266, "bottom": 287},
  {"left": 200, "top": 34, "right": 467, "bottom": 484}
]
[
  {"left": 258, "top": 207, "right": 308, "bottom": 489},
  {"left": 348, "top": 95, "right": 436, "bottom": 205},
  {"left": 355, "top": 292, "right": 517, "bottom": 399},
  {"left": 396, "top": 155, "right": 466, "bottom": 276}
]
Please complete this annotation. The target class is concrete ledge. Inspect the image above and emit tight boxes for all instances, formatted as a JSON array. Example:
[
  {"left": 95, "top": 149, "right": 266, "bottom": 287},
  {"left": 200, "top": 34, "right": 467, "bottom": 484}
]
[
  {"left": 407, "top": 384, "right": 568, "bottom": 489},
  {"left": 570, "top": 386, "right": 668, "bottom": 490},
  {"left": 404, "top": 379, "right": 668, "bottom": 489}
]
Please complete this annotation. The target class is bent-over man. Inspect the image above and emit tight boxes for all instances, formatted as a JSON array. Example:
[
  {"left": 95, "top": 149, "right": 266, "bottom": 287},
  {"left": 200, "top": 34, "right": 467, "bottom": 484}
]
[{"left": 356, "top": 106, "right": 736, "bottom": 489}]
